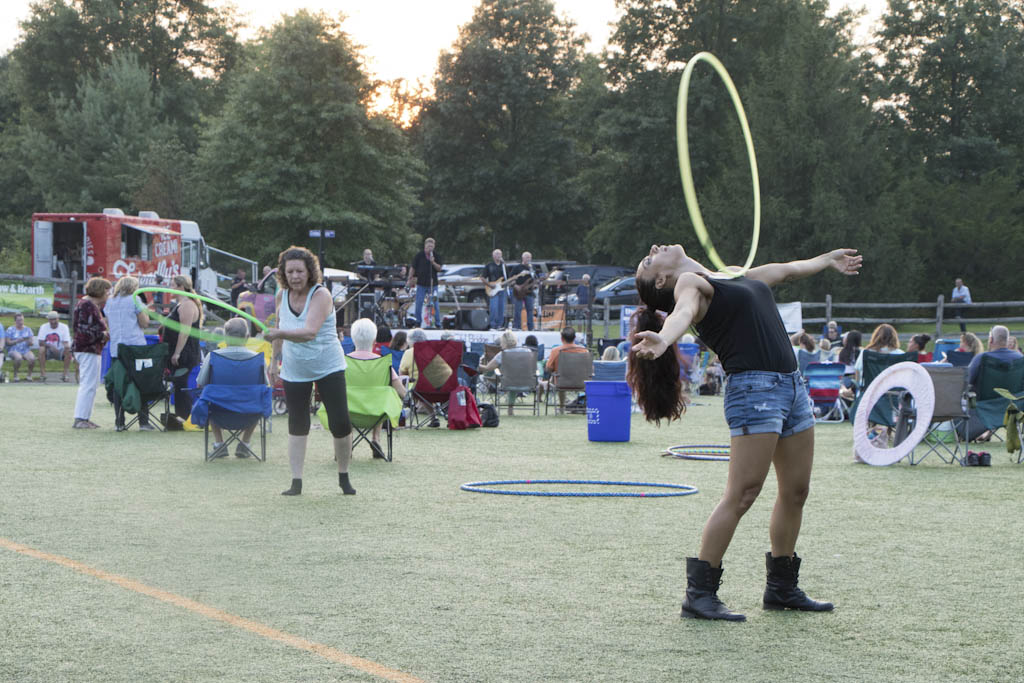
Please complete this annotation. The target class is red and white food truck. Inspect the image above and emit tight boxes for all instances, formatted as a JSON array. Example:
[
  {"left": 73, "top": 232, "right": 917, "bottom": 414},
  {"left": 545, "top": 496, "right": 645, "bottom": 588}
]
[{"left": 31, "top": 208, "right": 224, "bottom": 311}]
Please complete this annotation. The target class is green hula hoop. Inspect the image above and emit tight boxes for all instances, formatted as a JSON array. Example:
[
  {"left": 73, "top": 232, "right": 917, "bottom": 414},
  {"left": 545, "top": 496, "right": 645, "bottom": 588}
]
[
  {"left": 676, "top": 51, "right": 760, "bottom": 277},
  {"left": 134, "top": 287, "right": 268, "bottom": 345}
]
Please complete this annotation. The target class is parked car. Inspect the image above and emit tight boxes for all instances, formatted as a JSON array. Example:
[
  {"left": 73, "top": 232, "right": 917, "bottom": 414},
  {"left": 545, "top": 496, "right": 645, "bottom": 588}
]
[
  {"left": 437, "top": 263, "right": 485, "bottom": 302},
  {"left": 550, "top": 265, "right": 634, "bottom": 305}
]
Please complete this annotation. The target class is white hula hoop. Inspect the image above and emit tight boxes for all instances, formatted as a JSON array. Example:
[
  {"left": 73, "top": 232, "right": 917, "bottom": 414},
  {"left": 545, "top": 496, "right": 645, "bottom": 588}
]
[{"left": 853, "top": 362, "right": 935, "bottom": 466}]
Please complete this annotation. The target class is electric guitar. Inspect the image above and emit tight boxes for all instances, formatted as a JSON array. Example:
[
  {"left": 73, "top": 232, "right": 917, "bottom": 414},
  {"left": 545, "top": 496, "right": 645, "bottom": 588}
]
[
  {"left": 511, "top": 271, "right": 540, "bottom": 300},
  {"left": 484, "top": 274, "right": 517, "bottom": 298}
]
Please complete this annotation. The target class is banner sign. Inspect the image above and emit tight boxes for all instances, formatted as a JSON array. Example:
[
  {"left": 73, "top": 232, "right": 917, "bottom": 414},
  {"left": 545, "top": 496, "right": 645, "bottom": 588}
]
[{"left": 0, "top": 279, "right": 54, "bottom": 314}]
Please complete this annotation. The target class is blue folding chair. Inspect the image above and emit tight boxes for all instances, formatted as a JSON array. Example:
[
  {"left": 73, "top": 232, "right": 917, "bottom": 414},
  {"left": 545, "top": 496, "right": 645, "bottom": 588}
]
[
  {"left": 191, "top": 354, "right": 272, "bottom": 462},
  {"left": 592, "top": 360, "right": 627, "bottom": 382},
  {"left": 804, "top": 362, "right": 847, "bottom": 423},
  {"left": 933, "top": 339, "right": 959, "bottom": 363},
  {"left": 944, "top": 350, "right": 974, "bottom": 368}
]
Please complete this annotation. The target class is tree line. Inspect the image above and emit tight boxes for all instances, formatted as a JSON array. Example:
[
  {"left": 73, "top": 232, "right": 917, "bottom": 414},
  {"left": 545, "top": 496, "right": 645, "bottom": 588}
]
[{"left": 1, "top": 0, "right": 1022, "bottom": 304}]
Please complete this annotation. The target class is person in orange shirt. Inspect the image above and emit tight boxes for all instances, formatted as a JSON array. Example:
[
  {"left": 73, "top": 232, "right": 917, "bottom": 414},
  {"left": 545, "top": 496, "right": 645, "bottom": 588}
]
[{"left": 544, "top": 326, "right": 589, "bottom": 410}]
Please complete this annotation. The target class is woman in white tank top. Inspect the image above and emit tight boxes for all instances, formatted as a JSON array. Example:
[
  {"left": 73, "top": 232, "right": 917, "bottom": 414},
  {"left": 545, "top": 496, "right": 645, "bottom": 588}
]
[{"left": 265, "top": 246, "right": 355, "bottom": 496}]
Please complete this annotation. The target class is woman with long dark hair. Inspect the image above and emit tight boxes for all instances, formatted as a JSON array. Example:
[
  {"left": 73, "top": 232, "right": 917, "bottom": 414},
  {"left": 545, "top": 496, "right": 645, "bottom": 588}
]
[{"left": 629, "top": 244, "right": 861, "bottom": 621}]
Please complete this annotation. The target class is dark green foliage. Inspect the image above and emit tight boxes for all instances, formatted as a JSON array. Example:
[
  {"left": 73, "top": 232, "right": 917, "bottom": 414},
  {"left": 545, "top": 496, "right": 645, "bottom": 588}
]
[
  {"left": 416, "top": 0, "right": 590, "bottom": 261},
  {"left": 193, "top": 11, "right": 423, "bottom": 268}
]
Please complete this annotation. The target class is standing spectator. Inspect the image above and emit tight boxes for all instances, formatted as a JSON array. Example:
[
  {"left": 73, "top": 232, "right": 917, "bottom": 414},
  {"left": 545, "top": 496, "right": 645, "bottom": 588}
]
[
  {"left": 106, "top": 276, "right": 154, "bottom": 431},
  {"left": 407, "top": 237, "right": 443, "bottom": 328},
  {"left": 950, "top": 277, "right": 971, "bottom": 333},
  {"left": 72, "top": 278, "right": 111, "bottom": 428},
  {"left": 196, "top": 317, "right": 261, "bottom": 458},
  {"left": 265, "top": 246, "right": 355, "bottom": 496},
  {"left": 230, "top": 268, "right": 248, "bottom": 308},
  {"left": 37, "top": 311, "right": 73, "bottom": 382},
  {"left": 576, "top": 273, "right": 591, "bottom": 306},
  {"left": 162, "top": 275, "right": 203, "bottom": 426},
  {"left": 5, "top": 312, "right": 37, "bottom": 381}
]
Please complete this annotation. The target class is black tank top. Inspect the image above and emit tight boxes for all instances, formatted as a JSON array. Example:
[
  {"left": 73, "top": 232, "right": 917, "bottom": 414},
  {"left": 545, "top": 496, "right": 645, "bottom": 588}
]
[
  {"left": 163, "top": 301, "right": 201, "bottom": 369},
  {"left": 694, "top": 276, "right": 796, "bottom": 376}
]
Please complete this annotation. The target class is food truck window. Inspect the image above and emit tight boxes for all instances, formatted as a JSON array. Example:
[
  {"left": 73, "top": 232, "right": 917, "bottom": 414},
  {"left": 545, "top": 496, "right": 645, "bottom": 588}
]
[{"left": 122, "top": 226, "right": 152, "bottom": 259}]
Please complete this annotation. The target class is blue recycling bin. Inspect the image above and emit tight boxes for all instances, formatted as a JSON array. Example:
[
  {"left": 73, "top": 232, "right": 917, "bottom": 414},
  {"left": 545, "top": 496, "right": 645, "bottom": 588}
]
[{"left": 586, "top": 380, "right": 632, "bottom": 442}]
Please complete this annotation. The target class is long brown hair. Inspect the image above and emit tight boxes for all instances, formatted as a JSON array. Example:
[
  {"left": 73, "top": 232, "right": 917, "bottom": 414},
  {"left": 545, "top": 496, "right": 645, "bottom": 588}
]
[
  {"left": 866, "top": 323, "right": 899, "bottom": 351},
  {"left": 171, "top": 274, "right": 204, "bottom": 325},
  {"left": 627, "top": 276, "right": 688, "bottom": 424}
]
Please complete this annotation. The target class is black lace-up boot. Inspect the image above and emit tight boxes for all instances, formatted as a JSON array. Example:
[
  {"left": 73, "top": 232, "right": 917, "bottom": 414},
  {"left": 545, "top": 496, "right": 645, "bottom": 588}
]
[
  {"left": 763, "top": 552, "right": 834, "bottom": 611},
  {"left": 680, "top": 557, "right": 746, "bottom": 622}
]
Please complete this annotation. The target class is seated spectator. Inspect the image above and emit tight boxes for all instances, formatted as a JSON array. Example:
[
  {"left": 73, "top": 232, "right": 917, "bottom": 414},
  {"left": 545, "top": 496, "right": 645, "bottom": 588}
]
[
  {"left": 905, "top": 333, "right": 932, "bottom": 362},
  {"left": 196, "top": 318, "right": 262, "bottom": 458},
  {"left": 545, "top": 326, "right": 588, "bottom": 377},
  {"left": 852, "top": 323, "right": 902, "bottom": 383},
  {"left": 36, "top": 311, "right": 73, "bottom": 382},
  {"left": 373, "top": 323, "right": 393, "bottom": 355},
  {"left": 545, "top": 326, "right": 590, "bottom": 410},
  {"left": 601, "top": 346, "right": 621, "bottom": 361},
  {"left": 818, "top": 338, "right": 837, "bottom": 362},
  {"left": 958, "top": 332, "right": 983, "bottom": 356},
  {"left": 523, "top": 334, "right": 539, "bottom": 354},
  {"left": 348, "top": 318, "right": 407, "bottom": 458},
  {"left": 967, "top": 325, "right": 1023, "bottom": 391},
  {"left": 837, "top": 330, "right": 862, "bottom": 401},
  {"left": 5, "top": 312, "right": 37, "bottom": 381},
  {"left": 479, "top": 330, "right": 536, "bottom": 414},
  {"left": 397, "top": 328, "right": 428, "bottom": 383},
  {"left": 699, "top": 356, "right": 725, "bottom": 395},
  {"left": 1009, "top": 335, "right": 1019, "bottom": 352},
  {"left": 390, "top": 330, "right": 409, "bottom": 353},
  {"left": 821, "top": 320, "right": 843, "bottom": 346}
]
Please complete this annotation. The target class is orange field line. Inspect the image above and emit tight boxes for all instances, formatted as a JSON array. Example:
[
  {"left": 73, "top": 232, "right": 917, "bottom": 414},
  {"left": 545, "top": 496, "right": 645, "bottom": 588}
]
[{"left": 0, "top": 537, "right": 425, "bottom": 683}]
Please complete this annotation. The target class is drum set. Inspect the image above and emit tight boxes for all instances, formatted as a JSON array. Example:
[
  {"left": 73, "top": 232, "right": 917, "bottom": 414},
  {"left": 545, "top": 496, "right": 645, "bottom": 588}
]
[{"left": 344, "top": 265, "right": 415, "bottom": 328}]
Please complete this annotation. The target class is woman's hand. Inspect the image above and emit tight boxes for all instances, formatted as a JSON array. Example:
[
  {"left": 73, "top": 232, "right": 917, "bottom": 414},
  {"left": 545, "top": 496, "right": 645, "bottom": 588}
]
[
  {"left": 263, "top": 328, "right": 281, "bottom": 342},
  {"left": 171, "top": 352, "right": 180, "bottom": 367},
  {"left": 828, "top": 249, "right": 862, "bottom": 276},
  {"left": 632, "top": 331, "right": 669, "bottom": 360}
]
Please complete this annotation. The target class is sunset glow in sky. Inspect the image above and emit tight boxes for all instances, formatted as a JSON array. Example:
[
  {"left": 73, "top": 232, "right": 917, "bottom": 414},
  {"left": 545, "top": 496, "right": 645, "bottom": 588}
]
[{"left": 1, "top": 1, "right": 887, "bottom": 85}]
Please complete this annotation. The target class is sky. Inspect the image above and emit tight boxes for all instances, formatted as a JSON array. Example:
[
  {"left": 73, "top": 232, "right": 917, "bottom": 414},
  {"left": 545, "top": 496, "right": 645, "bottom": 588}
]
[{"left": 0, "top": 1, "right": 888, "bottom": 85}]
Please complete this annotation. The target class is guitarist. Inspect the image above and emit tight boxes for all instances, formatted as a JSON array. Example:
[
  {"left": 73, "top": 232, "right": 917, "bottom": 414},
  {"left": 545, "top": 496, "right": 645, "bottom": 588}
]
[
  {"left": 481, "top": 248, "right": 510, "bottom": 329},
  {"left": 510, "top": 251, "right": 539, "bottom": 331}
]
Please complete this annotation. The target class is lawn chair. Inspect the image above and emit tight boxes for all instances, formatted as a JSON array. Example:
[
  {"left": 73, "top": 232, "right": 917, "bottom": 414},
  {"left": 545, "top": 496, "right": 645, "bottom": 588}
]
[
  {"left": 104, "top": 343, "right": 172, "bottom": 431},
  {"left": 944, "top": 350, "right": 974, "bottom": 368},
  {"left": 492, "top": 349, "right": 540, "bottom": 416},
  {"left": 405, "top": 339, "right": 463, "bottom": 428},
  {"left": 966, "top": 355, "right": 1024, "bottom": 443},
  {"left": 592, "top": 360, "right": 627, "bottom": 382},
  {"left": 908, "top": 365, "right": 971, "bottom": 465},
  {"left": 850, "top": 351, "right": 918, "bottom": 427},
  {"left": 344, "top": 356, "right": 403, "bottom": 462},
  {"left": 933, "top": 339, "right": 959, "bottom": 363},
  {"left": 804, "top": 362, "right": 847, "bottom": 423},
  {"left": 459, "top": 351, "right": 481, "bottom": 395},
  {"left": 191, "top": 354, "right": 272, "bottom": 462},
  {"left": 545, "top": 351, "right": 593, "bottom": 415}
]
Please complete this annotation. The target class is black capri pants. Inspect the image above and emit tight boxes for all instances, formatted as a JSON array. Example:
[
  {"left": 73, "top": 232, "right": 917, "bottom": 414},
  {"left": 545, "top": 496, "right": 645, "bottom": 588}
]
[{"left": 282, "top": 369, "right": 352, "bottom": 438}]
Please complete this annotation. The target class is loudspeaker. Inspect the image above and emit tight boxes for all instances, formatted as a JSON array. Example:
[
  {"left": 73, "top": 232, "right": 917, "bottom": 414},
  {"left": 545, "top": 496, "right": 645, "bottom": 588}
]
[
  {"left": 456, "top": 309, "right": 489, "bottom": 331},
  {"left": 358, "top": 293, "right": 375, "bottom": 320}
]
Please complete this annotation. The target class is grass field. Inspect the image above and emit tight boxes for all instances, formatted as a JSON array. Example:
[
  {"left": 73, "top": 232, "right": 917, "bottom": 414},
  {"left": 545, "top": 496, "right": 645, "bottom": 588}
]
[{"left": 2, "top": 383, "right": 1024, "bottom": 682}]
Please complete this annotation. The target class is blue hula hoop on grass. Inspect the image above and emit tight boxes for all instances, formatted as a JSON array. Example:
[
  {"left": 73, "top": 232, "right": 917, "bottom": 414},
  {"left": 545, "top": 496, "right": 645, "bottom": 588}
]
[
  {"left": 664, "top": 444, "right": 731, "bottom": 462},
  {"left": 460, "top": 479, "right": 699, "bottom": 498}
]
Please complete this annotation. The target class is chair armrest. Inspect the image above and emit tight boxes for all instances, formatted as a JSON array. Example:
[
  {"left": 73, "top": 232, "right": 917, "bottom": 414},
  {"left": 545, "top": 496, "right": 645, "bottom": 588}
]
[{"left": 966, "top": 391, "right": 976, "bottom": 409}]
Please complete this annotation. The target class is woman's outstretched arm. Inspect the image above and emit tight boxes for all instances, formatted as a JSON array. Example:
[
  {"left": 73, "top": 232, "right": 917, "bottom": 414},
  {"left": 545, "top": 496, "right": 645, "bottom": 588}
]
[{"left": 745, "top": 248, "right": 862, "bottom": 287}]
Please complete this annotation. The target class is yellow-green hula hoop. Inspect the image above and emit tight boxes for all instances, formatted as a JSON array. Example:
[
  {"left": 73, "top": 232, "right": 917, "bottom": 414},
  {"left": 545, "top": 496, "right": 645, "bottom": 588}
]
[
  {"left": 676, "top": 52, "right": 760, "bottom": 277},
  {"left": 133, "top": 286, "right": 268, "bottom": 345}
]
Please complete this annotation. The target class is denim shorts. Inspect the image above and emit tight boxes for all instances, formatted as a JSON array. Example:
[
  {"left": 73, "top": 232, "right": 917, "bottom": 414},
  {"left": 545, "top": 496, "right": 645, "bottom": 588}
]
[{"left": 723, "top": 370, "right": 814, "bottom": 438}]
